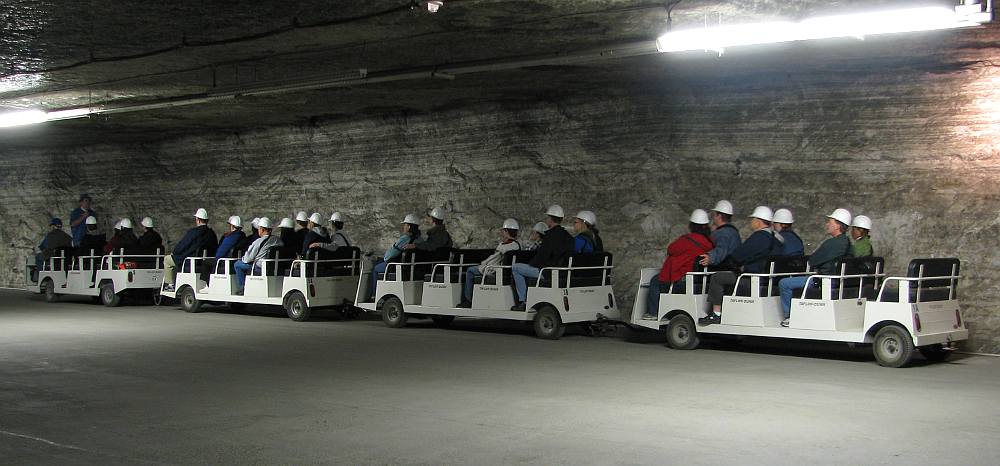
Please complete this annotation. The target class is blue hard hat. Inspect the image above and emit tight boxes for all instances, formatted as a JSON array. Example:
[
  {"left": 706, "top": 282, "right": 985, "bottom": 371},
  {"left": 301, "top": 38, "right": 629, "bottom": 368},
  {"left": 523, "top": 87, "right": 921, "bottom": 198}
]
[{"left": 50, "top": 217, "right": 63, "bottom": 226}]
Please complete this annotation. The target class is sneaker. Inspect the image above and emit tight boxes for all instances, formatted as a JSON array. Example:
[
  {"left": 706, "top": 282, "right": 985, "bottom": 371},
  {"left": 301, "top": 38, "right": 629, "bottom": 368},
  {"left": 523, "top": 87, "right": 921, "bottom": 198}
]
[
  {"left": 234, "top": 288, "right": 244, "bottom": 296},
  {"left": 780, "top": 318, "right": 790, "bottom": 328},
  {"left": 511, "top": 302, "right": 526, "bottom": 312},
  {"left": 641, "top": 313, "right": 659, "bottom": 320},
  {"left": 198, "top": 287, "right": 208, "bottom": 293},
  {"left": 698, "top": 313, "right": 721, "bottom": 325},
  {"left": 162, "top": 284, "right": 175, "bottom": 292}
]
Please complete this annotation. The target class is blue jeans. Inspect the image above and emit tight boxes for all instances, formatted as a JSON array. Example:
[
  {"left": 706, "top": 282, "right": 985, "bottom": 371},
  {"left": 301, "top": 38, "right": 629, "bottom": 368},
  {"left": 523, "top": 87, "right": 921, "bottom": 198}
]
[
  {"left": 779, "top": 275, "right": 810, "bottom": 318},
  {"left": 370, "top": 260, "right": 388, "bottom": 300},
  {"left": 235, "top": 260, "right": 252, "bottom": 289},
  {"left": 512, "top": 263, "right": 540, "bottom": 303},
  {"left": 464, "top": 266, "right": 482, "bottom": 301}
]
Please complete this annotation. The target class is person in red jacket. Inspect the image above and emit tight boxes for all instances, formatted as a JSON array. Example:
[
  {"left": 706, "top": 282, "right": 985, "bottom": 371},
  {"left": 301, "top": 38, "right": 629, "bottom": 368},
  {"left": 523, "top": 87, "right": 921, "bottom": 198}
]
[{"left": 643, "top": 209, "right": 714, "bottom": 319}]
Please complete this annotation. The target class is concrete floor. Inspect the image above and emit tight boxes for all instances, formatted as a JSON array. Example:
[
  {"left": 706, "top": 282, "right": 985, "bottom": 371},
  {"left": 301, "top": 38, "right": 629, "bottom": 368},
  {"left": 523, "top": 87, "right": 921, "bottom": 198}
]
[{"left": 1, "top": 290, "right": 997, "bottom": 465}]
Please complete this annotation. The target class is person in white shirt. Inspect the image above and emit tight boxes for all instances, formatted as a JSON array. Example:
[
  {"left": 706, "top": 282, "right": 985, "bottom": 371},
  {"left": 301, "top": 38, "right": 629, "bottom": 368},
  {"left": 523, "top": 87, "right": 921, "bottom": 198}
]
[{"left": 459, "top": 219, "right": 522, "bottom": 307}]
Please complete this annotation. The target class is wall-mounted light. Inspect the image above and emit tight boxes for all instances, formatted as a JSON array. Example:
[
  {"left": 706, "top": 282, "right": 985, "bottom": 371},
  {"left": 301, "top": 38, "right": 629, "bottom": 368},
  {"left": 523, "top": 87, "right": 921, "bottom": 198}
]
[
  {"left": 422, "top": 1, "right": 444, "bottom": 13},
  {"left": 0, "top": 108, "right": 92, "bottom": 128},
  {"left": 656, "top": 6, "right": 990, "bottom": 55}
]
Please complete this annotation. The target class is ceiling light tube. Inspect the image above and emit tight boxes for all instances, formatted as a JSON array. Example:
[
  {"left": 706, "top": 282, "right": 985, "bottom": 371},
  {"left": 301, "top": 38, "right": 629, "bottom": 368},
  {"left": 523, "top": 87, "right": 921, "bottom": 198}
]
[{"left": 656, "top": 6, "right": 987, "bottom": 54}]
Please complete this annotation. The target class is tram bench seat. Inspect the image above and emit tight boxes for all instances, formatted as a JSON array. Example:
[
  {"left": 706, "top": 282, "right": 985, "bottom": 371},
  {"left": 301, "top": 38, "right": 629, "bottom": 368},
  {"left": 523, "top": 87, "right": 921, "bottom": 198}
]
[
  {"left": 526, "top": 252, "right": 613, "bottom": 288},
  {"left": 733, "top": 255, "right": 809, "bottom": 297},
  {"left": 794, "top": 256, "right": 884, "bottom": 300},
  {"left": 423, "top": 248, "right": 496, "bottom": 283},
  {"left": 302, "top": 247, "right": 362, "bottom": 277},
  {"left": 471, "top": 250, "right": 537, "bottom": 285},
  {"left": 381, "top": 249, "right": 452, "bottom": 281},
  {"left": 876, "top": 257, "right": 960, "bottom": 303}
]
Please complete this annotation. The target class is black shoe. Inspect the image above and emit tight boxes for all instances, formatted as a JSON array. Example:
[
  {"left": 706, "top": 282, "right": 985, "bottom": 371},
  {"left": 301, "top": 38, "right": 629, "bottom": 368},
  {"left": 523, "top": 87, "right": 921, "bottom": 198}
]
[
  {"left": 162, "top": 284, "right": 175, "bottom": 292},
  {"left": 511, "top": 302, "right": 526, "bottom": 312},
  {"left": 698, "top": 313, "right": 721, "bottom": 325},
  {"left": 458, "top": 299, "right": 472, "bottom": 308},
  {"left": 234, "top": 288, "right": 244, "bottom": 296}
]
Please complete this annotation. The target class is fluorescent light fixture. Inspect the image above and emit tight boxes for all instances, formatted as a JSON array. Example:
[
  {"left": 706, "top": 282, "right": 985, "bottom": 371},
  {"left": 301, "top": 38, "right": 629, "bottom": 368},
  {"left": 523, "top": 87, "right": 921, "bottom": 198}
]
[
  {"left": 0, "top": 107, "right": 92, "bottom": 128},
  {"left": 656, "top": 6, "right": 987, "bottom": 54}
]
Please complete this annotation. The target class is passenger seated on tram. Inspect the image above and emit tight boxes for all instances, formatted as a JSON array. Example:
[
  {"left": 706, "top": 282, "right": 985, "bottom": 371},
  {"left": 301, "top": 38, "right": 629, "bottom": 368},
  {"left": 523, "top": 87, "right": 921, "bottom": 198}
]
[
  {"left": 300, "top": 212, "right": 331, "bottom": 257},
  {"left": 79, "top": 216, "right": 107, "bottom": 256},
  {"left": 699, "top": 200, "right": 742, "bottom": 269},
  {"left": 293, "top": 211, "right": 309, "bottom": 258},
  {"left": 234, "top": 217, "right": 283, "bottom": 295},
  {"left": 34, "top": 218, "right": 73, "bottom": 280},
  {"left": 104, "top": 218, "right": 138, "bottom": 255},
  {"left": 370, "top": 214, "right": 421, "bottom": 300},
  {"left": 246, "top": 218, "right": 261, "bottom": 245},
  {"left": 276, "top": 218, "right": 299, "bottom": 260},
  {"left": 403, "top": 207, "right": 452, "bottom": 252},
  {"left": 510, "top": 205, "right": 575, "bottom": 312},
  {"left": 850, "top": 215, "right": 874, "bottom": 258},
  {"left": 523, "top": 222, "right": 547, "bottom": 251},
  {"left": 772, "top": 208, "right": 804, "bottom": 257},
  {"left": 572, "top": 211, "right": 603, "bottom": 253},
  {"left": 199, "top": 216, "right": 246, "bottom": 286},
  {"left": 307, "top": 212, "right": 351, "bottom": 253},
  {"left": 642, "top": 209, "right": 714, "bottom": 319},
  {"left": 699, "top": 206, "right": 782, "bottom": 325},
  {"left": 777, "top": 209, "right": 854, "bottom": 327},
  {"left": 459, "top": 219, "right": 522, "bottom": 308},
  {"left": 137, "top": 217, "right": 164, "bottom": 253},
  {"left": 163, "top": 208, "right": 218, "bottom": 292}
]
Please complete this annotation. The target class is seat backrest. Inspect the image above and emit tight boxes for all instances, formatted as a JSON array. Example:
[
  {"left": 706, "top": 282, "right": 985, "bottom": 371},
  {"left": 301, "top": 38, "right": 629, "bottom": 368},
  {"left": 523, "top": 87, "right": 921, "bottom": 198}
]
[
  {"left": 838, "top": 256, "right": 884, "bottom": 288},
  {"left": 505, "top": 250, "right": 536, "bottom": 266},
  {"left": 564, "top": 252, "right": 613, "bottom": 287},
  {"left": 761, "top": 255, "right": 808, "bottom": 296},
  {"left": 47, "top": 246, "right": 76, "bottom": 270},
  {"left": 907, "top": 257, "right": 960, "bottom": 302},
  {"left": 304, "top": 246, "right": 362, "bottom": 276},
  {"left": 394, "top": 249, "right": 452, "bottom": 281},
  {"left": 451, "top": 248, "right": 495, "bottom": 265}
]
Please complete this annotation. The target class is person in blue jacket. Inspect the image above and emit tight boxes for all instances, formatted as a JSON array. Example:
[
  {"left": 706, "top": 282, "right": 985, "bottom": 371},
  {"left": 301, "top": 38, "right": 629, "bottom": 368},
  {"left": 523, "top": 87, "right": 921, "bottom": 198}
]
[
  {"left": 700, "top": 206, "right": 782, "bottom": 325},
  {"left": 572, "top": 210, "right": 603, "bottom": 253},
  {"left": 700, "top": 200, "right": 742, "bottom": 269},
  {"left": 369, "top": 214, "right": 421, "bottom": 301},
  {"left": 199, "top": 216, "right": 245, "bottom": 285},
  {"left": 772, "top": 208, "right": 804, "bottom": 256},
  {"left": 69, "top": 193, "right": 95, "bottom": 247}
]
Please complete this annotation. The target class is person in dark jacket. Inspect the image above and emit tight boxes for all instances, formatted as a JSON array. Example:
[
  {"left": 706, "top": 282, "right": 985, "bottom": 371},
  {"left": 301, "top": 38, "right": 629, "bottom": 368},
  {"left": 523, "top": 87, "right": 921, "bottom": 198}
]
[
  {"left": 511, "top": 205, "right": 575, "bottom": 311},
  {"left": 644, "top": 209, "right": 714, "bottom": 319},
  {"left": 79, "top": 216, "right": 107, "bottom": 256},
  {"left": 300, "top": 212, "right": 331, "bottom": 257},
  {"left": 403, "top": 207, "right": 453, "bottom": 252},
  {"left": 700, "top": 206, "right": 783, "bottom": 325},
  {"left": 104, "top": 219, "right": 139, "bottom": 255},
  {"left": 276, "top": 218, "right": 299, "bottom": 260},
  {"left": 772, "top": 208, "right": 804, "bottom": 256},
  {"left": 778, "top": 209, "right": 854, "bottom": 325},
  {"left": 199, "top": 216, "right": 245, "bottom": 284},
  {"left": 292, "top": 211, "right": 309, "bottom": 258},
  {"left": 137, "top": 217, "right": 164, "bottom": 253},
  {"left": 163, "top": 208, "right": 218, "bottom": 291},
  {"left": 35, "top": 218, "right": 74, "bottom": 277}
]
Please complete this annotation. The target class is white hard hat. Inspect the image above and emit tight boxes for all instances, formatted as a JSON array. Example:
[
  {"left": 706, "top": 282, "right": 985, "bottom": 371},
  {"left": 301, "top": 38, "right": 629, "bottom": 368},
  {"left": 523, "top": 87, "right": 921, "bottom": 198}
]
[
  {"left": 575, "top": 210, "right": 597, "bottom": 226},
  {"left": 749, "top": 206, "right": 774, "bottom": 222},
  {"left": 429, "top": 207, "right": 446, "bottom": 221},
  {"left": 278, "top": 217, "right": 294, "bottom": 229},
  {"left": 85, "top": 216, "right": 98, "bottom": 225},
  {"left": 258, "top": 217, "right": 272, "bottom": 229},
  {"left": 329, "top": 211, "right": 343, "bottom": 222},
  {"left": 852, "top": 215, "right": 872, "bottom": 230},
  {"left": 228, "top": 215, "right": 242, "bottom": 228},
  {"left": 532, "top": 222, "right": 547, "bottom": 234},
  {"left": 545, "top": 204, "right": 565, "bottom": 218},
  {"left": 712, "top": 200, "right": 734, "bottom": 215},
  {"left": 309, "top": 212, "right": 323, "bottom": 224},
  {"left": 141, "top": 217, "right": 154, "bottom": 228},
  {"left": 113, "top": 219, "right": 122, "bottom": 230},
  {"left": 401, "top": 214, "right": 420, "bottom": 225},
  {"left": 773, "top": 208, "right": 794, "bottom": 224},
  {"left": 119, "top": 218, "right": 133, "bottom": 229},
  {"left": 193, "top": 208, "right": 209, "bottom": 220},
  {"left": 689, "top": 209, "right": 710, "bottom": 225},
  {"left": 827, "top": 208, "right": 853, "bottom": 226},
  {"left": 295, "top": 211, "right": 308, "bottom": 222},
  {"left": 251, "top": 217, "right": 260, "bottom": 228},
  {"left": 502, "top": 218, "right": 520, "bottom": 230}
]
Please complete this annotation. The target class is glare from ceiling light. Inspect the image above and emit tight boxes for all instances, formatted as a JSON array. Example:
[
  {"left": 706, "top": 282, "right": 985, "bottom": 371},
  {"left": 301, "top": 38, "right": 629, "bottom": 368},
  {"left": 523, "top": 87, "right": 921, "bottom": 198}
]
[
  {"left": 656, "top": 6, "right": 986, "bottom": 55},
  {"left": 0, "top": 107, "right": 92, "bottom": 128},
  {"left": 0, "top": 74, "right": 44, "bottom": 94}
]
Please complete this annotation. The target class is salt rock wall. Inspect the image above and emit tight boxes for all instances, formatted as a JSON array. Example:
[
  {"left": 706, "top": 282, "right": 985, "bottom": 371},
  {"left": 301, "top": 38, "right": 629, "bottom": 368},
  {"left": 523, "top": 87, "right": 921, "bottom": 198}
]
[{"left": 2, "top": 31, "right": 998, "bottom": 353}]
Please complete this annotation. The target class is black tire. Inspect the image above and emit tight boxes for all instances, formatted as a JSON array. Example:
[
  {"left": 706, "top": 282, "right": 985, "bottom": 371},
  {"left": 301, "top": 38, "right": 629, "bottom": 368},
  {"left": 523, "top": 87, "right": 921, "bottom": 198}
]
[
  {"left": 285, "top": 292, "right": 310, "bottom": 322},
  {"left": 179, "top": 286, "right": 202, "bottom": 313},
  {"left": 665, "top": 314, "right": 700, "bottom": 350},
  {"left": 381, "top": 296, "right": 407, "bottom": 328},
  {"left": 42, "top": 279, "right": 58, "bottom": 303},
  {"left": 100, "top": 282, "right": 121, "bottom": 307},
  {"left": 431, "top": 315, "right": 455, "bottom": 327},
  {"left": 533, "top": 305, "right": 566, "bottom": 340},
  {"left": 152, "top": 291, "right": 163, "bottom": 306},
  {"left": 873, "top": 325, "right": 915, "bottom": 368},
  {"left": 918, "top": 344, "right": 951, "bottom": 362}
]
